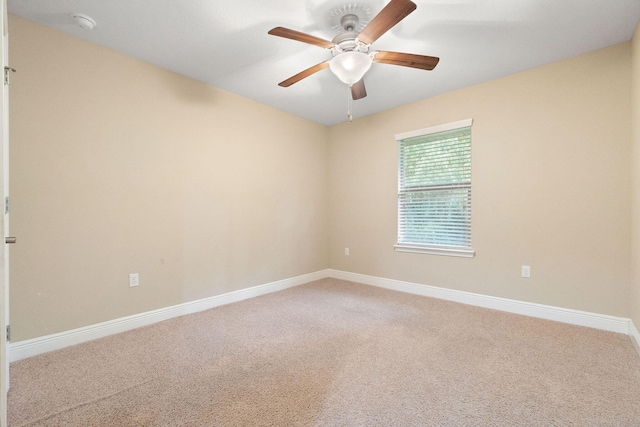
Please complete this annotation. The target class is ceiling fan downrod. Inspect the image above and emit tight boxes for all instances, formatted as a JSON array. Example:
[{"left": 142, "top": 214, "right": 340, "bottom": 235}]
[{"left": 340, "top": 14, "right": 359, "bottom": 32}]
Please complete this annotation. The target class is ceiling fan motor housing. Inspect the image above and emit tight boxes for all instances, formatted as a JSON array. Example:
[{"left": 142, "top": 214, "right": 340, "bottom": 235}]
[{"left": 331, "top": 31, "right": 369, "bottom": 56}]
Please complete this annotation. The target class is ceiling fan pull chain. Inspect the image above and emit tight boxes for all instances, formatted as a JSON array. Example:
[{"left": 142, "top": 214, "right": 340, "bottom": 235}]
[{"left": 347, "top": 85, "right": 353, "bottom": 122}]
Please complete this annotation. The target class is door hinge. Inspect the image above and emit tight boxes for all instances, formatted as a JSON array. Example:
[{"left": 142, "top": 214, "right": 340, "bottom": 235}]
[
  {"left": 5, "top": 196, "right": 8, "bottom": 214},
  {"left": 4, "top": 66, "right": 15, "bottom": 85},
  {"left": 6, "top": 325, "right": 9, "bottom": 342}
]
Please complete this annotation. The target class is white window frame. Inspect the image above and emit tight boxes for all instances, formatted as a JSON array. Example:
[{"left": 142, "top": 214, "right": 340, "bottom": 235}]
[{"left": 394, "top": 119, "right": 475, "bottom": 258}]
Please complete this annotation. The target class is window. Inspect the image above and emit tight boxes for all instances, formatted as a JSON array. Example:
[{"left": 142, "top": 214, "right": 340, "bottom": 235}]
[{"left": 394, "top": 119, "right": 474, "bottom": 258}]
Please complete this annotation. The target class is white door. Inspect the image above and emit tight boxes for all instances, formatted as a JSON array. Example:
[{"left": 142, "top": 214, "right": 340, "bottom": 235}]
[{"left": 0, "top": 0, "right": 9, "bottom": 424}]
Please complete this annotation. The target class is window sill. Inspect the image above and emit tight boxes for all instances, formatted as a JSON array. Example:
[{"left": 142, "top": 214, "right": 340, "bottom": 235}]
[{"left": 394, "top": 244, "right": 475, "bottom": 258}]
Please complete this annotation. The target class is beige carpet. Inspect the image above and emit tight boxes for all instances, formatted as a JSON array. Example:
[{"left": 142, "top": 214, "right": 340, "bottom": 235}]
[{"left": 8, "top": 278, "right": 640, "bottom": 426}]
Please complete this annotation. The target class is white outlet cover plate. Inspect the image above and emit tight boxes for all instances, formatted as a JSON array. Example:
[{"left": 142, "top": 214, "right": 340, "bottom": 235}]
[{"left": 129, "top": 273, "right": 139, "bottom": 287}]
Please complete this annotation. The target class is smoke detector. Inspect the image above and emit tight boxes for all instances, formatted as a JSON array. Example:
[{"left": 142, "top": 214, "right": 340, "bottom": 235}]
[{"left": 71, "top": 13, "right": 96, "bottom": 31}]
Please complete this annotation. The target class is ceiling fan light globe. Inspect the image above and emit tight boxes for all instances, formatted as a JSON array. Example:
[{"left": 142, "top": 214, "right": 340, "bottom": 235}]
[{"left": 329, "top": 52, "right": 372, "bottom": 85}]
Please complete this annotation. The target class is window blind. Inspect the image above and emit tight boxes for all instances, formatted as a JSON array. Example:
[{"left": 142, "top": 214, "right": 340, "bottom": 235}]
[{"left": 397, "top": 124, "right": 472, "bottom": 254}]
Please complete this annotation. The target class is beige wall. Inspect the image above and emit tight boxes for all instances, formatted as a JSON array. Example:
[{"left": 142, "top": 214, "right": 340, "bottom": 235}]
[
  {"left": 328, "top": 43, "right": 633, "bottom": 317},
  {"left": 632, "top": 22, "right": 640, "bottom": 329},
  {"left": 9, "top": 15, "right": 329, "bottom": 341},
  {"left": 9, "top": 13, "right": 638, "bottom": 342}
]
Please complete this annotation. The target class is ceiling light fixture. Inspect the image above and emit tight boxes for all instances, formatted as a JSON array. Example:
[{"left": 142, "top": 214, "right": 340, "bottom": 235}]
[{"left": 329, "top": 51, "right": 372, "bottom": 85}]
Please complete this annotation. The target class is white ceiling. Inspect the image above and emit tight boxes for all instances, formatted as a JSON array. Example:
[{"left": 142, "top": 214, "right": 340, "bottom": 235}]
[{"left": 7, "top": 0, "right": 640, "bottom": 126}]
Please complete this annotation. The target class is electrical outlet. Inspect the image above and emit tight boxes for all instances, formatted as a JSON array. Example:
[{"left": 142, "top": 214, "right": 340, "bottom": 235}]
[
  {"left": 345, "top": 247, "right": 350, "bottom": 256},
  {"left": 521, "top": 266, "right": 531, "bottom": 278},
  {"left": 129, "top": 273, "right": 139, "bottom": 287}
]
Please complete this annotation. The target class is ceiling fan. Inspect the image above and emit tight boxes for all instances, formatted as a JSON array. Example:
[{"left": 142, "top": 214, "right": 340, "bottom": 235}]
[{"left": 268, "top": 0, "right": 439, "bottom": 101}]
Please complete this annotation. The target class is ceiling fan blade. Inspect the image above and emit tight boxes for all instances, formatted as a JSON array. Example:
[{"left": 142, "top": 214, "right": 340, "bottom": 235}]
[
  {"left": 268, "top": 27, "right": 335, "bottom": 49},
  {"left": 358, "top": 0, "right": 417, "bottom": 45},
  {"left": 278, "top": 62, "right": 330, "bottom": 87},
  {"left": 351, "top": 79, "right": 367, "bottom": 100},
  {"left": 373, "top": 51, "right": 440, "bottom": 70}
]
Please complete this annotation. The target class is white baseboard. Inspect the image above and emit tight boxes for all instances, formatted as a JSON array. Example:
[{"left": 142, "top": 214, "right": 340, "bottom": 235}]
[
  {"left": 630, "top": 321, "right": 640, "bottom": 358},
  {"left": 11, "top": 268, "right": 637, "bottom": 362},
  {"left": 327, "top": 269, "right": 632, "bottom": 335},
  {"left": 9, "top": 269, "right": 330, "bottom": 362}
]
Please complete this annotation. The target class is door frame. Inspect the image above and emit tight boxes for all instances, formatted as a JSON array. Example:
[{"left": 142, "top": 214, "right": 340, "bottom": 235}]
[{"left": 1, "top": 0, "right": 9, "bottom": 424}]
